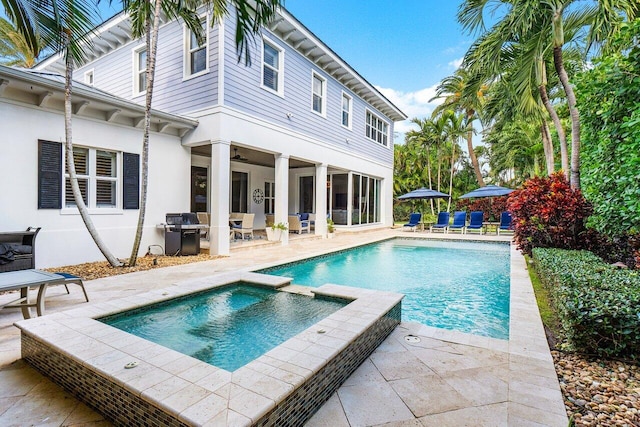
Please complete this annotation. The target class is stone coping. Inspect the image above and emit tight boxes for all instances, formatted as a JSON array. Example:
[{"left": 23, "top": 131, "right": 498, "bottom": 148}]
[{"left": 14, "top": 272, "right": 404, "bottom": 425}]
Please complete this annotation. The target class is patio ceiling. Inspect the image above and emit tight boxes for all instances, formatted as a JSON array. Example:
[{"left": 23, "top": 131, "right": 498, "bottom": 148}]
[{"left": 191, "top": 144, "right": 313, "bottom": 168}]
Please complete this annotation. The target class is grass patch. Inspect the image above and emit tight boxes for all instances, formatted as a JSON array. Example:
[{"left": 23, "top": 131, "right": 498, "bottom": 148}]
[{"left": 525, "top": 255, "right": 562, "bottom": 339}]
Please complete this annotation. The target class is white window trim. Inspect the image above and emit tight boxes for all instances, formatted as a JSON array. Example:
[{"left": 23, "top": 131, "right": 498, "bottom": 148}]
[
  {"left": 365, "top": 109, "right": 390, "bottom": 148},
  {"left": 132, "top": 45, "right": 147, "bottom": 97},
  {"left": 261, "top": 36, "right": 284, "bottom": 97},
  {"left": 341, "top": 91, "right": 352, "bottom": 130},
  {"left": 183, "top": 15, "right": 210, "bottom": 81},
  {"left": 84, "top": 69, "right": 94, "bottom": 86},
  {"left": 311, "top": 71, "right": 327, "bottom": 118},
  {"left": 62, "top": 146, "right": 122, "bottom": 214}
]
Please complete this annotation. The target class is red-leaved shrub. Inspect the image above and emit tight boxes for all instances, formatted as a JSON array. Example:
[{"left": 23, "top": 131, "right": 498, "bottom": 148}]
[
  {"left": 507, "top": 173, "right": 593, "bottom": 256},
  {"left": 455, "top": 197, "right": 507, "bottom": 222}
]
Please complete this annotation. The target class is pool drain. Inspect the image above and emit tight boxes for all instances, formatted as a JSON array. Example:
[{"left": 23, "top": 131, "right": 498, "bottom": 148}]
[{"left": 404, "top": 335, "right": 421, "bottom": 343}]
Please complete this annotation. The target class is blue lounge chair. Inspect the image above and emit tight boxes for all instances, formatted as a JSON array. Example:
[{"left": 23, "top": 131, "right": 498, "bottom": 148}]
[
  {"left": 403, "top": 213, "right": 422, "bottom": 232},
  {"left": 466, "top": 211, "right": 484, "bottom": 234},
  {"left": 448, "top": 211, "right": 467, "bottom": 234},
  {"left": 497, "top": 212, "right": 513, "bottom": 235},
  {"left": 430, "top": 212, "right": 450, "bottom": 233}
]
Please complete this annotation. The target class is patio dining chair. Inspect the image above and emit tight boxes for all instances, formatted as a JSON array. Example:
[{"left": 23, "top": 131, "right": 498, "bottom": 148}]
[{"left": 232, "top": 213, "right": 255, "bottom": 240}]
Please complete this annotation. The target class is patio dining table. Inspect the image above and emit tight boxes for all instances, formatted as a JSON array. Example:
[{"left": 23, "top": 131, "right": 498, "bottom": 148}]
[{"left": 0, "top": 269, "right": 65, "bottom": 319}]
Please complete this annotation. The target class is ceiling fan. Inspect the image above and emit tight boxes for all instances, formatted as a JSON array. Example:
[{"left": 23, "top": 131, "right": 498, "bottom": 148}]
[{"left": 231, "top": 148, "right": 248, "bottom": 162}]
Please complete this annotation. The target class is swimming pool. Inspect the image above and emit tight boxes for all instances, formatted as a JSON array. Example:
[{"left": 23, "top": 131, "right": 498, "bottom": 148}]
[
  {"left": 99, "top": 283, "right": 347, "bottom": 371},
  {"left": 260, "top": 239, "right": 511, "bottom": 339}
]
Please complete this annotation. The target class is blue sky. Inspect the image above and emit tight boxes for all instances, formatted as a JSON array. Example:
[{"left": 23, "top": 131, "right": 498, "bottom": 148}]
[{"left": 284, "top": 0, "right": 473, "bottom": 139}]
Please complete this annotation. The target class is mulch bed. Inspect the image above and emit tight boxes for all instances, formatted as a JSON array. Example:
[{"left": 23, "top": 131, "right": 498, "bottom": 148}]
[{"left": 41, "top": 253, "right": 220, "bottom": 281}]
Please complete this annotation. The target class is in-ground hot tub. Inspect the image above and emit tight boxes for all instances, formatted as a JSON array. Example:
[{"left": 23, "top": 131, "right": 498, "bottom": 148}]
[{"left": 16, "top": 272, "right": 402, "bottom": 426}]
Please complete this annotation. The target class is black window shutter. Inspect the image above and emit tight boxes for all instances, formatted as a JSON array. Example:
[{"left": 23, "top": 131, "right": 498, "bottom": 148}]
[
  {"left": 38, "top": 140, "right": 62, "bottom": 209},
  {"left": 123, "top": 152, "right": 140, "bottom": 209}
]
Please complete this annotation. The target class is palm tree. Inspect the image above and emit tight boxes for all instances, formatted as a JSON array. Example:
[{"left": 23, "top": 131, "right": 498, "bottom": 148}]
[
  {"left": 443, "top": 112, "right": 466, "bottom": 211},
  {"left": 458, "top": 0, "right": 638, "bottom": 189},
  {"left": 406, "top": 117, "right": 437, "bottom": 214},
  {"left": 28, "top": 0, "right": 125, "bottom": 266},
  {"left": 431, "top": 67, "right": 486, "bottom": 188},
  {"left": 126, "top": 0, "right": 283, "bottom": 265},
  {"left": 0, "top": 17, "right": 41, "bottom": 67}
]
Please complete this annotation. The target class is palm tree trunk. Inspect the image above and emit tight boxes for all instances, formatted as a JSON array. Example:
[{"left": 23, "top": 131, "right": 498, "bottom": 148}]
[
  {"left": 129, "top": 0, "right": 162, "bottom": 266},
  {"left": 447, "top": 143, "right": 455, "bottom": 212},
  {"left": 553, "top": 46, "right": 580, "bottom": 188},
  {"left": 436, "top": 146, "right": 442, "bottom": 213},
  {"left": 63, "top": 34, "right": 121, "bottom": 267},
  {"left": 538, "top": 84, "right": 567, "bottom": 176},
  {"left": 466, "top": 111, "right": 485, "bottom": 187},
  {"left": 540, "top": 120, "right": 554, "bottom": 175},
  {"left": 426, "top": 146, "right": 434, "bottom": 215}
]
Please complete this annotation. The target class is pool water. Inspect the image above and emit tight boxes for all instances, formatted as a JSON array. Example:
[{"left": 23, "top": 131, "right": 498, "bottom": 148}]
[
  {"left": 100, "top": 284, "right": 346, "bottom": 371},
  {"left": 260, "top": 239, "right": 510, "bottom": 339}
]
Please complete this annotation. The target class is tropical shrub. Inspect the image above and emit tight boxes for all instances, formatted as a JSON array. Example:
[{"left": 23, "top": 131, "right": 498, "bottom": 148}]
[
  {"left": 533, "top": 248, "right": 640, "bottom": 358},
  {"left": 507, "top": 173, "right": 592, "bottom": 256},
  {"left": 576, "top": 19, "right": 640, "bottom": 238}
]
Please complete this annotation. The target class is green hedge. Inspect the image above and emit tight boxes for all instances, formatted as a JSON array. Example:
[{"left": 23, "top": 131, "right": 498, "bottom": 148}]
[{"left": 533, "top": 248, "right": 640, "bottom": 358}]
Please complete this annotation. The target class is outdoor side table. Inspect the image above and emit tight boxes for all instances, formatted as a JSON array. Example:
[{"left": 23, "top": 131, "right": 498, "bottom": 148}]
[
  {"left": 482, "top": 221, "right": 500, "bottom": 234},
  {"left": 0, "top": 269, "right": 65, "bottom": 319}
]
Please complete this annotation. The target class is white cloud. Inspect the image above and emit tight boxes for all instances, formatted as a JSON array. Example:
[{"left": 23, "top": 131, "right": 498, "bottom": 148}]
[
  {"left": 448, "top": 57, "right": 463, "bottom": 69},
  {"left": 375, "top": 85, "right": 444, "bottom": 143}
]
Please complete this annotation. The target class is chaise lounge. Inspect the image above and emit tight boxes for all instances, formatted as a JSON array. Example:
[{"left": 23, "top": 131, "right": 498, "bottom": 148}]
[
  {"left": 403, "top": 213, "right": 422, "bottom": 232},
  {"left": 430, "top": 212, "right": 450, "bottom": 233},
  {"left": 447, "top": 211, "right": 467, "bottom": 234}
]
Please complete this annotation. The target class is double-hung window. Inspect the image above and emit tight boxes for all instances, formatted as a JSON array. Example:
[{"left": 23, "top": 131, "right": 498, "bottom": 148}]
[
  {"left": 262, "top": 38, "right": 283, "bottom": 95},
  {"left": 65, "top": 147, "right": 118, "bottom": 209},
  {"left": 134, "top": 47, "right": 147, "bottom": 95},
  {"left": 312, "top": 72, "right": 326, "bottom": 116},
  {"left": 185, "top": 17, "right": 208, "bottom": 77},
  {"left": 365, "top": 110, "right": 389, "bottom": 146},
  {"left": 341, "top": 92, "right": 352, "bottom": 128}
]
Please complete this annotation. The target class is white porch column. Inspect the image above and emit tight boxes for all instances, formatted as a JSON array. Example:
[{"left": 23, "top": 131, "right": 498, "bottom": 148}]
[
  {"left": 347, "top": 171, "right": 353, "bottom": 227},
  {"left": 274, "top": 154, "right": 289, "bottom": 245},
  {"left": 315, "top": 163, "right": 328, "bottom": 236},
  {"left": 209, "top": 140, "right": 231, "bottom": 255}
]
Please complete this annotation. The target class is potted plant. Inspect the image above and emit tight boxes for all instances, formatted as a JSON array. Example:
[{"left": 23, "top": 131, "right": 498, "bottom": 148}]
[
  {"left": 266, "top": 222, "right": 287, "bottom": 241},
  {"left": 327, "top": 218, "right": 335, "bottom": 238}
]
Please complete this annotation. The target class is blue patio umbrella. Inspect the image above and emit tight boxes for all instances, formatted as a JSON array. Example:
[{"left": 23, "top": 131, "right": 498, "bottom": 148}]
[
  {"left": 398, "top": 188, "right": 450, "bottom": 229},
  {"left": 459, "top": 184, "right": 514, "bottom": 221},
  {"left": 459, "top": 184, "right": 514, "bottom": 199},
  {"left": 398, "top": 188, "right": 450, "bottom": 200}
]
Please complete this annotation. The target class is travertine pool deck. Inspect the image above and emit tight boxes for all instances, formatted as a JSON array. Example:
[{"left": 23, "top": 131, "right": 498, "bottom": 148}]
[{"left": 0, "top": 228, "right": 568, "bottom": 426}]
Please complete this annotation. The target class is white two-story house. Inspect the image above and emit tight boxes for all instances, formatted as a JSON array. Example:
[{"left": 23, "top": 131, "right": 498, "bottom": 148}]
[{"left": 0, "top": 6, "right": 406, "bottom": 267}]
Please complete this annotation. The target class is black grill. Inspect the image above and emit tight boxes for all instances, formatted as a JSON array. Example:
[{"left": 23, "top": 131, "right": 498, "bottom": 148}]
[{"left": 164, "top": 212, "right": 200, "bottom": 255}]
